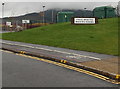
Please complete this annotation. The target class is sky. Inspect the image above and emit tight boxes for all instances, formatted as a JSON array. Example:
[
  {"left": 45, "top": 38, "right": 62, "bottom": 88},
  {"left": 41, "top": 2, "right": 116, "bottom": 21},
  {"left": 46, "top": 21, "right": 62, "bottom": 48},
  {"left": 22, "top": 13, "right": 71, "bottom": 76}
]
[{"left": 0, "top": 0, "right": 120, "bottom": 18}]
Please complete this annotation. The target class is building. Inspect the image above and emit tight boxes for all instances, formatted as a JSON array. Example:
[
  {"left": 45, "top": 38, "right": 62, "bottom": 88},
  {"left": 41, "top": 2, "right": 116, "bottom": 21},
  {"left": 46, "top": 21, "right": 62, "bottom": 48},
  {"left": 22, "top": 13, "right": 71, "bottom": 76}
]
[
  {"left": 57, "top": 12, "right": 74, "bottom": 23},
  {"left": 93, "top": 6, "right": 116, "bottom": 18}
]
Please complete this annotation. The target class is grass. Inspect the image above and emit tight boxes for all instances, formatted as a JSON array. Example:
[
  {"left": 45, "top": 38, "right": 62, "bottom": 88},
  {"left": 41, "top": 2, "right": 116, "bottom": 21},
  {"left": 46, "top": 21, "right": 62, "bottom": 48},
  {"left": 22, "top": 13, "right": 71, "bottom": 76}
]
[{"left": 1, "top": 18, "right": 118, "bottom": 55}]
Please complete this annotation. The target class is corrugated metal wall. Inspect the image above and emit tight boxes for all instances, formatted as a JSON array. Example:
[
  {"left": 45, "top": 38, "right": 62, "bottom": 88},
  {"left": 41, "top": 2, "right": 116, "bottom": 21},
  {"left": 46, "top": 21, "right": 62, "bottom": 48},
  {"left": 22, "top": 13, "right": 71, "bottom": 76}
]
[
  {"left": 93, "top": 6, "right": 116, "bottom": 19},
  {"left": 57, "top": 12, "right": 74, "bottom": 23}
]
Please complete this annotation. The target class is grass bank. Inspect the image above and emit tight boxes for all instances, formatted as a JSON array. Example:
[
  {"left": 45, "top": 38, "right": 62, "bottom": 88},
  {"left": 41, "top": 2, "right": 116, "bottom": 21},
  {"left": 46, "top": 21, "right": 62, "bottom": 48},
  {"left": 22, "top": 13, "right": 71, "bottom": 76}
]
[{"left": 2, "top": 18, "right": 118, "bottom": 55}]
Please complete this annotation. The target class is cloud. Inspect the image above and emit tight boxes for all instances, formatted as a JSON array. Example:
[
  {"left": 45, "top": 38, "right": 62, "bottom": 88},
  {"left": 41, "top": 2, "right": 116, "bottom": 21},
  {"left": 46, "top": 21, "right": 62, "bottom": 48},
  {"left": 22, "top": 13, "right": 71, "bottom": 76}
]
[{"left": 0, "top": 2, "right": 119, "bottom": 18}]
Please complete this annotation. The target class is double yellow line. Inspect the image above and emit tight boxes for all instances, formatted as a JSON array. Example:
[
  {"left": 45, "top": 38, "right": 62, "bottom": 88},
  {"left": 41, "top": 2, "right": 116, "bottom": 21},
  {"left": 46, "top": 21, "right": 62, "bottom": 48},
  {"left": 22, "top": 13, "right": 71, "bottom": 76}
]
[{"left": 1, "top": 49, "right": 120, "bottom": 84}]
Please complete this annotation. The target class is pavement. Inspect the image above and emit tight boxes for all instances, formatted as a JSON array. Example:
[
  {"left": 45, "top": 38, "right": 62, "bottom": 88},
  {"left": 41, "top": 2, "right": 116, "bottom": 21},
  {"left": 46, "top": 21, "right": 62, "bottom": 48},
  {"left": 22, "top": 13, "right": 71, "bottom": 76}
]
[
  {"left": 1, "top": 39, "right": 115, "bottom": 63},
  {"left": 0, "top": 39, "right": 119, "bottom": 82},
  {"left": 0, "top": 49, "right": 2, "bottom": 89},
  {"left": 2, "top": 51, "right": 118, "bottom": 87},
  {"left": 81, "top": 57, "right": 119, "bottom": 74}
]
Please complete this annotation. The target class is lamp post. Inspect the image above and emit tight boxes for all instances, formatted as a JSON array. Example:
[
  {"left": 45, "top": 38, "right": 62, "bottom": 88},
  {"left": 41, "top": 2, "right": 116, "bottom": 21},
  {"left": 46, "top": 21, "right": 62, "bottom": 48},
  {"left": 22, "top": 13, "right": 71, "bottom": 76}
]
[
  {"left": 2, "top": 3, "right": 5, "bottom": 31},
  {"left": 42, "top": 5, "right": 45, "bottom": 25},
  {"left": 84, "top": 8, "right": 87, "bottom": 17},
  {"left": 2, "top": 3, "right": 4, "bottom": 19},
  {"left": 52, "top": 10, "right": 54, "bottom": 23}
]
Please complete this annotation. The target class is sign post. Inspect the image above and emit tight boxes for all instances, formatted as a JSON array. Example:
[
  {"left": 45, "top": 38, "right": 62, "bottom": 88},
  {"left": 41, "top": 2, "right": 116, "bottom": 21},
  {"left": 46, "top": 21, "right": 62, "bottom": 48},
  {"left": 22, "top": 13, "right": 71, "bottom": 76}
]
[
  {"left": 6, "top": 22, "right": 12, "bottom": 31},
  {"left": 22, "top": 20, "right": 30, "bottom": 30}
]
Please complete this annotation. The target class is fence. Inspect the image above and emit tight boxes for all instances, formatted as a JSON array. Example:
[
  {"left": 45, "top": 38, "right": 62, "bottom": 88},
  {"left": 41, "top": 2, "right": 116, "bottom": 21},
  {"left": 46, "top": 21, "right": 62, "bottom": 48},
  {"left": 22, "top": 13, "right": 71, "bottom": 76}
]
[{"left": 1, "top": 23, "right": 50, "bottom": 32}]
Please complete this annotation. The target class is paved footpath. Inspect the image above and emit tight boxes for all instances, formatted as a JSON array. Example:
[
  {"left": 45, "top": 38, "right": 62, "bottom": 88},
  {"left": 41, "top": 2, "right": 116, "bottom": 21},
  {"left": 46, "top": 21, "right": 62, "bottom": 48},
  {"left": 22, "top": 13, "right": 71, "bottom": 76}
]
[{"left": 1, "top": 39, "right": 116, "bottom": 64}]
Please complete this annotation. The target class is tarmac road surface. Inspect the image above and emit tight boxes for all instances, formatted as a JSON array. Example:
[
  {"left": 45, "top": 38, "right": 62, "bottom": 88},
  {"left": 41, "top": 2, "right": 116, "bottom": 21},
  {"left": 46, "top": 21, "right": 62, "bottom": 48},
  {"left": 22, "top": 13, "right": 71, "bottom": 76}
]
[{"left": 2, "top": 51, "right": 119, "bottom": 87}]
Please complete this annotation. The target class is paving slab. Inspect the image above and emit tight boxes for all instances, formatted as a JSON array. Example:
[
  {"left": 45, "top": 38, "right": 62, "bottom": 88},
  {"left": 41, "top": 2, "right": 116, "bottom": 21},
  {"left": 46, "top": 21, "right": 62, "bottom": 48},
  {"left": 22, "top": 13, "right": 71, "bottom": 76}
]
[{"left": 81, "top": 57, "right": 119, "bottom": 74}]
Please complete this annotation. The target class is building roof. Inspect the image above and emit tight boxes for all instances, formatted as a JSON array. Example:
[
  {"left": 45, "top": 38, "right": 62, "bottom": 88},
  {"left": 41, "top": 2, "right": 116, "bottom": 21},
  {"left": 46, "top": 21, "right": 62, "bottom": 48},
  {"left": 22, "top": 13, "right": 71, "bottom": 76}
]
[
  {"left": 57, "top": 12, "right": 74, "bottom": 14},
  {"left": 93, "top": 6, "right": 115, "bottom": 10}
]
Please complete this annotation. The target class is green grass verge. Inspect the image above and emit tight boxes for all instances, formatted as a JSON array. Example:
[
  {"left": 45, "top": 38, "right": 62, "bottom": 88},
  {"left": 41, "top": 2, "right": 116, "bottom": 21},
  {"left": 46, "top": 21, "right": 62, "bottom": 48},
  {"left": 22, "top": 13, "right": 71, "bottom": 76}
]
[{"left": 2, "top": 18, "right": 118, "bottom": 55}]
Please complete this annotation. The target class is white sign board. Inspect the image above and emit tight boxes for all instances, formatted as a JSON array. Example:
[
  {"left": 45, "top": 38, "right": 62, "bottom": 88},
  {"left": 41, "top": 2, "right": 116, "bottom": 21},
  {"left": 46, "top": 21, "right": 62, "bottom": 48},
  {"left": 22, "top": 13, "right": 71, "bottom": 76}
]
[
  {"left": 74, "top": 18, "right": 96, "bottom": 24},
  {"left": 6, "top": 22, "right": 11, "bottom": 26},
  {"left": 22, "top": 20, "right": 30, "bottom": 23}
]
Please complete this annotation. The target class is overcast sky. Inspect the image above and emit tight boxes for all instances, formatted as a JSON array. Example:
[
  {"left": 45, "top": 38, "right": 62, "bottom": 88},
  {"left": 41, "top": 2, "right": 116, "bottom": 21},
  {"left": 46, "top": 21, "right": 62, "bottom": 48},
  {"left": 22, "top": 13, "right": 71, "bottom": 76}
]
[{"left": 0, "top": 0, "right": 119, "bottom": 18}]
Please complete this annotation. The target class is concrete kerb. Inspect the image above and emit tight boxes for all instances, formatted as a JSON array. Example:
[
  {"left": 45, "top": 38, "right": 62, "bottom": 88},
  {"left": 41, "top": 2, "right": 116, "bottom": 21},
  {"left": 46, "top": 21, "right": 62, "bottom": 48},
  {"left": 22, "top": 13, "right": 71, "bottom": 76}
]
[{"left": 1, "top": 47, "right": 120, "bottom": 82}]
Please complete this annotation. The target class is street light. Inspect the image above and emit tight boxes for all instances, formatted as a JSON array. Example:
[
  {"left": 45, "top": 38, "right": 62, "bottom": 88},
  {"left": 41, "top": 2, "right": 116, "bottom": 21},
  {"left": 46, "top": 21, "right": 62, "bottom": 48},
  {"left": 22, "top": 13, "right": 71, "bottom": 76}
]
[
  {"left": 2, "top": 2, "right": 4, "bottom": 19},
  {"left": 2, "top": 2, "right": 5, "bottom": 31},
  {"left": 52, "top": 10, "right": 54, "bottom": 23},
  {"left": 42, "top": 5, "right": 45, "bottom": 25},
  {"left": 83, "top": 8, "right": 87, "bottom": 17}
]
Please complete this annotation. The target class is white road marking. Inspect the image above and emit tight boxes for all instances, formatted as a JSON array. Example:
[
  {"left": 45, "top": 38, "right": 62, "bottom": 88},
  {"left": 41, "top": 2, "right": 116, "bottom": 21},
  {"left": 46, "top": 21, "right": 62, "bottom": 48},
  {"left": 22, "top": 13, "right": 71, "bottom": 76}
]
[{"left": 1, "top": 41, "right": 101, "bottom": 60}]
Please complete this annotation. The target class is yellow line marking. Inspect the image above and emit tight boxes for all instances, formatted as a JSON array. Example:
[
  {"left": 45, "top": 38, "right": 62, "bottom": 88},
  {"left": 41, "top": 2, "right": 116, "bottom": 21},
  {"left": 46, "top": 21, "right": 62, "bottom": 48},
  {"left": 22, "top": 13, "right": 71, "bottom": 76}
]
[{"left": 1, "top": 49, "right": 120, "bottom": 84}]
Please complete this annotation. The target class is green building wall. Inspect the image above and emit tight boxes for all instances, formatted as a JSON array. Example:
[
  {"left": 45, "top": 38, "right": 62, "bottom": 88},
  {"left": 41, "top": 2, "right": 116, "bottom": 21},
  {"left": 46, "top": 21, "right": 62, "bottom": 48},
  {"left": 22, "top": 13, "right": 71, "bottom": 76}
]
[
  {"left": 57, "top": 12, "right": 74, "bottom": 23},
  {"left": 93, "top": 6, "right": 116, "bottom": 19}
]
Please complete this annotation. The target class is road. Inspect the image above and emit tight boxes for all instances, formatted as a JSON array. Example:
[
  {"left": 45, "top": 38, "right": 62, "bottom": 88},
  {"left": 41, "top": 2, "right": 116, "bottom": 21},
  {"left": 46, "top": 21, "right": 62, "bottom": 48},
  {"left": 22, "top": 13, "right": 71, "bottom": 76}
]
[{"left": 2, "top": 50, "right": 118, "bottom": 87}]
